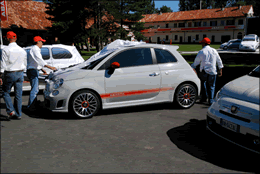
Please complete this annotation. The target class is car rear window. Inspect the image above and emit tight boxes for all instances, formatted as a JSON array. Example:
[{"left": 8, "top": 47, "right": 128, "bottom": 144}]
[
  {"left": 52, "top": 47, "right": 72, "bottom": 59},
  {"left": 154, "top": 48, "right": 177, "bottom": 63}
]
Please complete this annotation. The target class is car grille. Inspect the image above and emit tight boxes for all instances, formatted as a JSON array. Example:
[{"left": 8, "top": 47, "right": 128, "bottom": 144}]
[
  {"left": 207, "top": 115, "right": 260, "bottom": 153},
  {"left": 219, "top": 110, "right": 251, "bottom": 123}
]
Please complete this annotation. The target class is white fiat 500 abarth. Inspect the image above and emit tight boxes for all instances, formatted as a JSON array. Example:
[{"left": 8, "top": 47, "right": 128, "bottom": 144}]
[
  {"left": 207, "top": 65, "right": 260, "bottom": 154},
  {"left": 43, "top": 40, "right": 201, "bottom": 118}
]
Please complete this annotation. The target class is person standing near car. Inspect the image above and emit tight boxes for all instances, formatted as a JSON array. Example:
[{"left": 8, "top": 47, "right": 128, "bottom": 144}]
[
  {"left": 191, "top": 37, "right": 224, "bottom": 105},
  {"left": 26, "top": 36, "right": 57, "bottom": 111},
  {"left": 0, "top": 31, "right": 27, "bottom": 120}
]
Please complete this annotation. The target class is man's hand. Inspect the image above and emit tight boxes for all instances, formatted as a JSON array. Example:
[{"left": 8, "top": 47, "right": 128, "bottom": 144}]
[
  {"left": 218, "top": 69, "right": 222, "bottom": 77},
  {"left": 0, "top": 78, "right": 2, "bottom": 85},
  {"left": 50, "top": 66, "right": 57, "bottom": 71}
]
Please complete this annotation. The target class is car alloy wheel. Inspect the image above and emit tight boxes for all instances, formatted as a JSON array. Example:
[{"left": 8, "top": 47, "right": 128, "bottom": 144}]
[
  {"left": 174, "top": 84, "right": 197, "bottom": 109},
  {"left": 69, "top": 90, "right": 100, "bottom": 118}
]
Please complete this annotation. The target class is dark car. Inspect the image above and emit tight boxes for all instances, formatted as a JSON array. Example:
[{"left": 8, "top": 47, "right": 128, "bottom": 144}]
[{"left": 224, "top": 39, "right": 241, "bottom": 50}]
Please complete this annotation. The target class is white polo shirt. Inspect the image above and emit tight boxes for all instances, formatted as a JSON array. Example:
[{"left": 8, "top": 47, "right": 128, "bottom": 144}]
[
  {"left": 27, "top": 45, "right": 47, "bottom": 70},
  {"left": 191, "top": 45, "right": 224, "bottom": 75},
  {"left": 0, "top": 42, "right": 27, "bottom": 73}
]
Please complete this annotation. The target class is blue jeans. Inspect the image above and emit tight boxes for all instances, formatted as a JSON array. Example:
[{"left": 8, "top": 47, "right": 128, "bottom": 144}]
[
  {"left": 199, "top": 70, "right": 217, "bottom": 104},
  {"left": 3, "top": 71, "right": 24, "bottom": 117},
  {"left": 26, "top": 69, "right": 39, "bottom": 109}
]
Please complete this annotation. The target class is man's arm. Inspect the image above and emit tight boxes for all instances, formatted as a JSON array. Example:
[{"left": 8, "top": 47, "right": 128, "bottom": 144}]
[
  {"left": 215, "top": 50, "right": 224, "bottom": 77},
  {"left": 191, "top": 51, "right": 202, "bottom": 69},
  {"left": 32, "top": 47, "right": 57, "bottom": 71}
]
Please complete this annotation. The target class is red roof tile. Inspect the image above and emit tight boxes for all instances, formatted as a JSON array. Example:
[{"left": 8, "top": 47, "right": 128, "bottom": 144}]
[
  {"left": 1, "top": 0, "right": 52, "bottom": 30},
  {"left": 140, "top": 5, "right": 252, "bottom": 23}
]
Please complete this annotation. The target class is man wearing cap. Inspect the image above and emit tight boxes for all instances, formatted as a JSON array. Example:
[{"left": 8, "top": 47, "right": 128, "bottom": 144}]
[
  {"left": 26, "top": 36, "right": 57, "bottom": 111},
  {"left": 0, "top": 31, "right": 27, "bottom": 120},
  {"left": 191, "top": 37, "right": 224, "bottom": 105}
]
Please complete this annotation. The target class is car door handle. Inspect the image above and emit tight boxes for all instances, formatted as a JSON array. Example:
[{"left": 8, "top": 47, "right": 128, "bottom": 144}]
[{"left": 149, "top": 72, "right": 160, "bottom": 76}]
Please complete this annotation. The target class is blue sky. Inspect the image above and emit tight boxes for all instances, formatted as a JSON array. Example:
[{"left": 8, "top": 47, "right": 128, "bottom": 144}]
[{"left": 154, "top": 0, "right": 180, "bottom": 12}]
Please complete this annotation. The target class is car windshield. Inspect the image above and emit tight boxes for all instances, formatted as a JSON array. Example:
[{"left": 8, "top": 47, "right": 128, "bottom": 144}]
[
  {"left": 242, "top": 38, "right": 255, "bottom": 41},
  {"left": 82, "top": 52, "right": 113, "bottom": 70},
  {"left": 248, "top": 66, "right": 260, "bottom": 78}
]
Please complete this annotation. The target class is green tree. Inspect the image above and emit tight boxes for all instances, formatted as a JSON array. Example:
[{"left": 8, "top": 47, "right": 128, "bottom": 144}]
[{"left": 156, "top": 5, "right": 173, "bottom": 13}]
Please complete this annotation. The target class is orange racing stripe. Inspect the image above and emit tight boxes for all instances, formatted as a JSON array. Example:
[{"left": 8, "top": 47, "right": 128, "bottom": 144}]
[{"left": 100, "top": 87, "right": 174, "bottom": 99}]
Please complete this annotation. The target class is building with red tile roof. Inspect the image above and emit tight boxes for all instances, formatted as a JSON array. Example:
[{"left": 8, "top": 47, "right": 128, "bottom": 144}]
[
  {"left": 1, "top": 1, "right": 256, "bottom": 45},
  {"left": 141, "top": 5, "right": 254, "bottom": 44}
]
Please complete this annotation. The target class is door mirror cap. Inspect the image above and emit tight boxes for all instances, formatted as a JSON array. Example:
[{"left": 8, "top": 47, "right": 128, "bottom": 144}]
[{"left": 110, "top": 62, "right": 120, "bottom": 69}]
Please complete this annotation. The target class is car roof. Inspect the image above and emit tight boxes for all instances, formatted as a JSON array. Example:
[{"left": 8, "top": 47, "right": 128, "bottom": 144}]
[
  {"left": 24, "top": 44, "right": 77, "bottom": 50},
  {"left": 119, "top": 43, "right": 179, "bottom": 50}
]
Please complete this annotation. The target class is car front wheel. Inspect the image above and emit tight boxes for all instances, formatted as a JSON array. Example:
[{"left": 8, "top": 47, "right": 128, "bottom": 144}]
[
  {"left": 174, "top": 84, "right": 197, "bottom": 109},
  {"left": 69, "top": 90, "right": 101, "bottom": 118}
]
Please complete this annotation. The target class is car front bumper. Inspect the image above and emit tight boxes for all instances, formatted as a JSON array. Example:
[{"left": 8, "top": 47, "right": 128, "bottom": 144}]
[
  {"left": 239, "top": 47, "right": 256, "bottom": 51},
  {"left": 207, "top": 100, "right": 260, "bottom": 154}
]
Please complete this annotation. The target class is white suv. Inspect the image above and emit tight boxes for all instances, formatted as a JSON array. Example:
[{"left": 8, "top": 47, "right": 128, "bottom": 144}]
[
  {"left": 239, "top": 34, "right": 259, "bottom": 52},
  {"left": 43, "top": 40, "right": 201, "bottom": 118}
]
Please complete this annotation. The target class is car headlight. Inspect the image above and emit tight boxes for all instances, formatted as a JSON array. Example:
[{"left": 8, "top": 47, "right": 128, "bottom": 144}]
[
  {"left": 215, "top": 88, "right": 224, "bottom": 101},
  {"left": 53, "top": 78, "right": 64, "bottom": 89}
]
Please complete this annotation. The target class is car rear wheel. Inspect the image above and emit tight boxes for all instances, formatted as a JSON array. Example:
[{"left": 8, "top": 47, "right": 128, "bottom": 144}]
[
  {"left": 69, "top": 90, "right": 101, "bottom": 118},
  {"left": 174, "top": 84, "right": 197, "bottom": 109}
]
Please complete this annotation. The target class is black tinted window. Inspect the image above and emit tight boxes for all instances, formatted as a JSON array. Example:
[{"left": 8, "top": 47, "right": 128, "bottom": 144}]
[
  {"left": 52, "top": 47, "right": 72, "bottom": 59},
  {"left": 41, "top": 48, "right": 50, "bottom": 60},
  {"left": 155, "top": 49, "right": 177, "bottom": 63},
  {"left": 108, "top": 48, "right": 153, "bottom": 68}
]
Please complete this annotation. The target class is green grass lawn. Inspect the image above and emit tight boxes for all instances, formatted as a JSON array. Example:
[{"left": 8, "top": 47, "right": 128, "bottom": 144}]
[{"left": 171, "top": 44, "right": 221, "bottom": 51}]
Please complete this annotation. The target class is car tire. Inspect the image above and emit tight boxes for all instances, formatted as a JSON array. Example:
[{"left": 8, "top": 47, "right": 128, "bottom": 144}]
[
  {"left": 223, "top": 46, "right": 227, "bottom": 50},
  {"left": 69, "top": 90, "right": 101, "bottom": 118},
  {"left": 173, "top": 83, "right": 197, "bottom": 109}
]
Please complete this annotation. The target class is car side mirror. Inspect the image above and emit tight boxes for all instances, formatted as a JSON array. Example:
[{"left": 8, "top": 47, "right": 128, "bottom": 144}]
[
  {"left": 110, "top": 62, "right": 120, "bottom": 69},
  {"left": 108, "top": 62, "right": 120, "bottom": 75}
]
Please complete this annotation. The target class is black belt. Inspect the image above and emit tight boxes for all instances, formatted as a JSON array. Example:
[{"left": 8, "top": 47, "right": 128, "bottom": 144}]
[{"left": 4, "top": 70, "right": 24, "bottom": 73}]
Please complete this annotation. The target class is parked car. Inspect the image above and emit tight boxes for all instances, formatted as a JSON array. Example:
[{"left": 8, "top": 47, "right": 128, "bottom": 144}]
[
  {"left": 43, "top": 39, "right": 201, "bottom": 118},
  {"left": 207, "top": 65, "right": 260, "bottom": 154},
  {"left": 239, "top": 34, "right": 259, "bottom": 52},
  {"left": 0, "top": 44, "right": 84, "bottom": 97},
  {"left": 220, "top": 39, "right": 241, "bottom": 50}
]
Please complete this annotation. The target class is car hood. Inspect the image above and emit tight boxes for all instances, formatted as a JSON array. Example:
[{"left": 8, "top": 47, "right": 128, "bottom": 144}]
[
  {"left": 240, "top": 41, "right": 257, "bottom": 46},
  {"left": 47, "top": 64, "right": 91, "bottom": 81},
  {"left": 221, "top": 75, "right": 259, "bottom": 104}
]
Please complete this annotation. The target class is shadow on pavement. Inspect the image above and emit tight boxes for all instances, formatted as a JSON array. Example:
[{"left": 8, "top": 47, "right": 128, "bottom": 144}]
[{"left": 166, "top": 119, "right": 259, "bottom": 173}]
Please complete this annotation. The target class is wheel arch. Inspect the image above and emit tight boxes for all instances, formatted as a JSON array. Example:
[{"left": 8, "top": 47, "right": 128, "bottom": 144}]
[
  {"left": 173, "top": 81, "right": 199, "bottom": 101},
  {"left": 68, "top": 88, "right": 103, "bottom": 110}
]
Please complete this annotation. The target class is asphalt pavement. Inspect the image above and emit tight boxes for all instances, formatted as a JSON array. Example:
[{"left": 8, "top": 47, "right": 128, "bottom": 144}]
[{"left": 1, "top": 90, "right": 259, "bottom": 173}]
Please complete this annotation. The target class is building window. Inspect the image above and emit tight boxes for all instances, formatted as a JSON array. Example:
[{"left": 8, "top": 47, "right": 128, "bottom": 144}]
[
  {"left": 188, "top": 22, "right": 192, "bottom": 27},
  {"left": 203, "top": 22, "right": 207, "bottom": 26},
  {"left": 194, "top": 22, "right": 201, "bottom": 27},
  {"left": 226, "top": 19, "right": 235, "bottom": 25},
  {"left": 166, "top": 35, "right": 169, "bottom": 40},
  {"left": 238, "top": 19, "right": 243, "bottom": 25},
  {"left": 174, "top": 23, "right": 177, "bottom": 28},
  {"left": 237, "top": 32, "right": 243, "bottom": 39},
  {"left": 196, "top": 34, "right": 199, "bottom": 40},
  {"left": 210, "top": 21, "right": 217, "bottom": 26},
  {"left": 178, "top": 23, "right": 185, "bottom": 28},
  {"left": 220, "top": 20, "right": 225, "bottom": 26},
  {"left": 166, "top": 24, "right": 169, "bottom": 28},
  {"left": 175, "top": 35, "right": 178, "bottom": 40}
]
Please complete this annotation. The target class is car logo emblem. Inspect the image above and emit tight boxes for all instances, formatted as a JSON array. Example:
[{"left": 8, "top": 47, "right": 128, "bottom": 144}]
[{"left": 231, "top": 105, "right": 239, "bottom": 114}]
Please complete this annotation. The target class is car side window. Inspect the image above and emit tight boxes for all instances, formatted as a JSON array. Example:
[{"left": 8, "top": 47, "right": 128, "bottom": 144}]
[
  {"left": 40, "top": 48, "right": 50, "bottom": 60},
  {"left": 154, "top": 48, "right": 177, "bottom": 63},
  {"left": 51, "top": 47, "right": 72, "bottom": 59},
  {"left": 107, "top": 48, "right": 153, "bottom": 68}
]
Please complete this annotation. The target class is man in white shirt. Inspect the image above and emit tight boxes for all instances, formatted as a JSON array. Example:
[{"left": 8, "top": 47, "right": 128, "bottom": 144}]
[
  {"left": 0, "top": 31, "right": 27, "bottom": 120},
  {"left": 26, "top": 36, "right": 57, "bottom": 111},
  {"left": 191, "top": 37, "right": 224, "bottom": 105}
]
